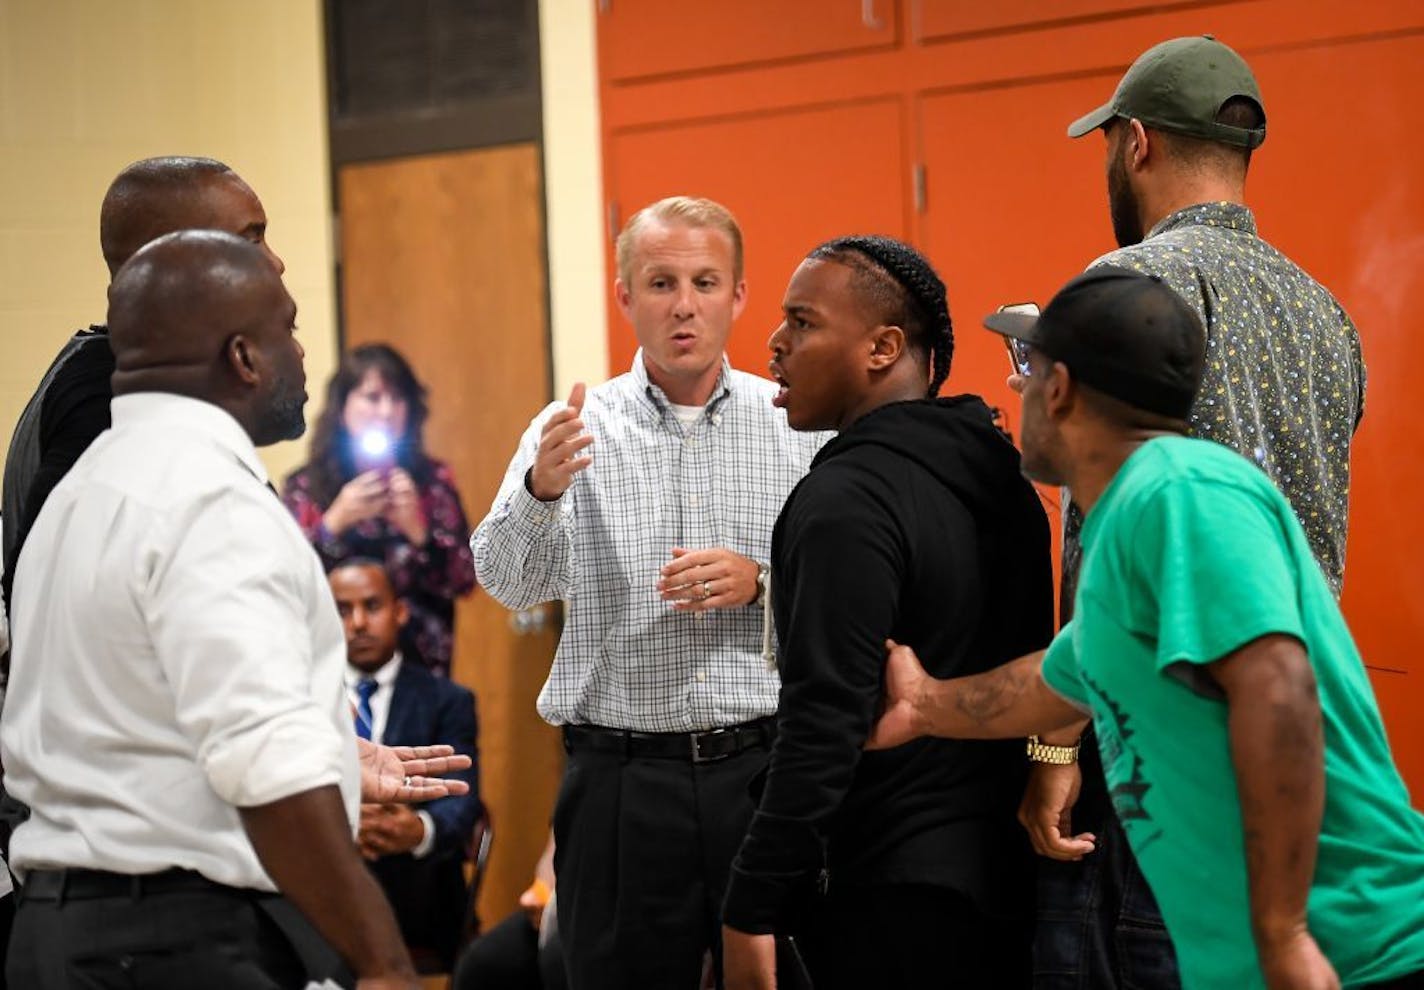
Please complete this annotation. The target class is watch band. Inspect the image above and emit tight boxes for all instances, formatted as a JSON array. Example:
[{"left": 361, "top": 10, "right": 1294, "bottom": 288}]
[{"left": 1026, "top": 734, "right": 1080, "bottom": 765}]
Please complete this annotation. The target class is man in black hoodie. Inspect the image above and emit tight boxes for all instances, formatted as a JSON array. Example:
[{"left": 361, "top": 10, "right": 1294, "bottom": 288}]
[{"left": 721, "top": 236, "right": 1054, "bottom": 989}]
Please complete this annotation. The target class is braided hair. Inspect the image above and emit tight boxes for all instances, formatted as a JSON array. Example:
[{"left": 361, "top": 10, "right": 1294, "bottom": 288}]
[{"left": 807, "top": 235, "right": 953, "bottom": 397}]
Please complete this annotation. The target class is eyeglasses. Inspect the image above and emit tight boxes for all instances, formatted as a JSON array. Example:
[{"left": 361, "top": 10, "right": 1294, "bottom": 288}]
[{"left": 996, "top": 302, "right": 1040, "bottom": 376}]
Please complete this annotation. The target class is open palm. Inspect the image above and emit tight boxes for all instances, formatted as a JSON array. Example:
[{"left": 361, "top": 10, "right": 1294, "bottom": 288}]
[{"left": 357, "top": 740, "right": 472, "bottom": 803}]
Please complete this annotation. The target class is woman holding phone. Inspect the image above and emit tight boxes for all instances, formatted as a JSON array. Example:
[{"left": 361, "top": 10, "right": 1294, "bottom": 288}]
[{"left": 283, "top": 343, "right": 477, "bottom": 676}]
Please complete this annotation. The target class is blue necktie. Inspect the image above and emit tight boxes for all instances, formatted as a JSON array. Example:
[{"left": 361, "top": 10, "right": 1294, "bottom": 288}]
[{"left": 354, "top": 678, "right": 378, "bottom": 741}]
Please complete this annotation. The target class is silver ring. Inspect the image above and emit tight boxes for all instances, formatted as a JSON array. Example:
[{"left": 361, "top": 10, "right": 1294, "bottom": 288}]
[
  {"left": 403, "top": 775, "right": 413, "bottom": 787},
  {"left": 701, "top": 581, "right": 712, "bottom": 600}
]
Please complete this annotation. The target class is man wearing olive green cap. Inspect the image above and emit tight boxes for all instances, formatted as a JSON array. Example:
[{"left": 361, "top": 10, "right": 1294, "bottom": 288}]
[{"left": 1017, "top": 35, "right": 1367, "bottom": 990}]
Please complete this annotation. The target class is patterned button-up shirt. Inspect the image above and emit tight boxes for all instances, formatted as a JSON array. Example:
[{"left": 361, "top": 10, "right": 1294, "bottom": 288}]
[
  {"left": 472, "top": 353, "right": 826, "bottom": 732},
  {"left": 1064, "top": 201, "right": 1366, "bottom": 602}
]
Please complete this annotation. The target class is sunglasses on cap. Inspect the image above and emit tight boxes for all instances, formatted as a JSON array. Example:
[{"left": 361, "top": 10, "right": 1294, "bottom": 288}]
[{"left": 996, "top": 302, "right": 1040, "bottom": 376}]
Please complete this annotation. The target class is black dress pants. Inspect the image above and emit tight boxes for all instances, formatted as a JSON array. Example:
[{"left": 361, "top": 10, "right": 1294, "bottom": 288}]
[
  {"left": 8, "top": 875, "right": 309, "bottom": 989},
  {"left": 796, "top": 882, "right": 1032, "bottom": 990},
  {"left": 552, "top": 741, "right": 767, "bottom": 990}
]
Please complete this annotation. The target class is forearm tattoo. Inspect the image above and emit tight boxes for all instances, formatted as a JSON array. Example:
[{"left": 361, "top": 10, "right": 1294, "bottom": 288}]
[{"left": 951, "top": 661, "right": 1037, "bottom": 730}]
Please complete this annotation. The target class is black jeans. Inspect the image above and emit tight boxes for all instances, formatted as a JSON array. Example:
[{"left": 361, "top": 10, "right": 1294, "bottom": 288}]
[
  {"left": 1033, "top": 743, "right": 1180, "bottom": 990},
  {"left": 552, "top": 738, "right": 768, "bottom": 990},
  {"left": 796, "top": 882, "right": 1031, "bottom": 989},
  {"left": 8, "top": 877, "right": 308, "bottom": 989}
]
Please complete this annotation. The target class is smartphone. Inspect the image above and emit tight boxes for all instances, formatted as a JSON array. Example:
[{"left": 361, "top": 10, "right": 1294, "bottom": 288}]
[
  {"left": 996, "top": 302, "right": 1040, "bottom": 376},
  {"left": 353, "top": 428, "right": 397, "bottom": 474}
]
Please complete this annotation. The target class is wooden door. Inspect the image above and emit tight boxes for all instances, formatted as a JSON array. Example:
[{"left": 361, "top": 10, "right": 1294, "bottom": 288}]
[{"left": 338, "top": 144, "right": 563, "bottom": 928}]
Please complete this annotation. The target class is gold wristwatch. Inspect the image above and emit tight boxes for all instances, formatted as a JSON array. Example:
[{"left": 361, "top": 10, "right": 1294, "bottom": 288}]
[{"left": 1026, "top": 735, "right": 1080, "bottom": 765}]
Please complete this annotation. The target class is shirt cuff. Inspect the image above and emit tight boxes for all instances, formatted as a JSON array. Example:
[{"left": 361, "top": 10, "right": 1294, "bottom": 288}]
[
  {"left": 507, "top": 476, "right": 570, "bottom": 534},
  {"left": 722, "top": 867, "right": 797, "bottom": 934},
  {"left": 721, "top": 815, "right": 824, "bottom": 934},
  {"left": 314, "top": 520, "right": 351, "bottom": 561},
  {"left": 412, "top": 811, "right": 436, "bottom": 859}
]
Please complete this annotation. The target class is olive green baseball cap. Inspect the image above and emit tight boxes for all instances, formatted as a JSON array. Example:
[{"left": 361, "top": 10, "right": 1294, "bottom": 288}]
[{"left": 1067, "top": 35, "right": 1266, "bottom": 148}]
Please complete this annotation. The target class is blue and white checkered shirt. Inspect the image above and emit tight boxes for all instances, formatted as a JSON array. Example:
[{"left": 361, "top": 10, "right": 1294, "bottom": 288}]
[{"left": 473, "top": 353, "right": 826, "bottom": 732}]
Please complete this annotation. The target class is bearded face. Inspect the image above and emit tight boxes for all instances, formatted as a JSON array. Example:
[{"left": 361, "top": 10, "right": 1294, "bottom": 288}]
[{"left": 1105, "top": 123, "right": 1145, "bottom": 248}]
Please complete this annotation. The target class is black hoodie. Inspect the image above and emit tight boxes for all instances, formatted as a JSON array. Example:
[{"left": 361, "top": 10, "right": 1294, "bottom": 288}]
[{"left": 723, "top": 396, "right": 1055, "bottom": 933}]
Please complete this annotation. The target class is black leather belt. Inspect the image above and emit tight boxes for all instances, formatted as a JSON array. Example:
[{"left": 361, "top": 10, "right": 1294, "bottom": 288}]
[
  {"left": 21, "top": 867, "right": 237, "bottom": 903},
  {"left": 563, "top": 717, "right": 775, "bottom": 764}
]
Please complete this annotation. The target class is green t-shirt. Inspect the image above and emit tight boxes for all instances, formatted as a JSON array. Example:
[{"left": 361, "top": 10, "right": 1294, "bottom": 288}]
[{"left": 1041, "top": 436, "right": 1424, "bottom": 989}]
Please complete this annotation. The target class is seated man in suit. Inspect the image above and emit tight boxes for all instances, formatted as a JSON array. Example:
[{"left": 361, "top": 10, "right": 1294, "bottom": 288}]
[{"left": 331, "top": 557, "right": 482, "bottom": 970}]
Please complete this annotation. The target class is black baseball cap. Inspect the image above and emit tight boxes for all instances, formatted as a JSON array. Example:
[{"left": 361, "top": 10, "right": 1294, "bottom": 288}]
[
  {"left": 1067, "top": 35, "right": 1266, "bottom": 149},
  {"left": 982, "top": 266, "right": 1206, "bottom": 419}
]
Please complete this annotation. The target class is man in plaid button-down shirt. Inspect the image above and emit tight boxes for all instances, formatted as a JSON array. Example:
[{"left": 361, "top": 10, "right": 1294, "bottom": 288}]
[{"left": 473, "top": 197, "right": 824, "bottom": 988}]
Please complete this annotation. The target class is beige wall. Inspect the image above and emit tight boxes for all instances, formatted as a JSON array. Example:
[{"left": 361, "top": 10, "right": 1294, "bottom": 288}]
[
  {"left": 539, "top": 0, "right": 609, "bottom": 395},
  {"left": 0, "top": 0, "right": 336, "bottom": 483}
]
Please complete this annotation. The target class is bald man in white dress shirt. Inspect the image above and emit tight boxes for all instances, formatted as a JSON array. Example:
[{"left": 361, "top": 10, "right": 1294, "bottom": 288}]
[{"left": 1, "top": 231, "right": 440, "bottom": 990}]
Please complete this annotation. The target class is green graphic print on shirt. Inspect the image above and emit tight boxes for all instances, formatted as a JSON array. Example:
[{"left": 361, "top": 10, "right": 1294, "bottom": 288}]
[{"left": 1075, "top": 665, "right": 1161, "bottom": 855}]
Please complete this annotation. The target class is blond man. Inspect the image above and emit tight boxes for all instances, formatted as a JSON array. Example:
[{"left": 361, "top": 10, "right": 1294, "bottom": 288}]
[{"left": 474, "top": 197, "right": 823, "bottom": 988}]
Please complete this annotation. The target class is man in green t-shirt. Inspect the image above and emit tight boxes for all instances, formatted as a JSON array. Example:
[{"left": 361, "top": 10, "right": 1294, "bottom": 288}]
[{"left": 870, "top": 266, "right": 1424, "bottom": 990}]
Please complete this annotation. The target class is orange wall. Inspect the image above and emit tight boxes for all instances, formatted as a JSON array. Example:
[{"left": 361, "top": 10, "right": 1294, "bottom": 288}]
[{"left": 594, "top": 0, "right": 1424, "bottom": 795}]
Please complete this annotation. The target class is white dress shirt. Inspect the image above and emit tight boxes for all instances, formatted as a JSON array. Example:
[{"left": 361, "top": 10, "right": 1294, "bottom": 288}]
[
  {"left": 1, "top": 393, "right": 358, "bottom": 890},
  {"left": 473, "top": 353, "right": 826, "bottom": 732}
]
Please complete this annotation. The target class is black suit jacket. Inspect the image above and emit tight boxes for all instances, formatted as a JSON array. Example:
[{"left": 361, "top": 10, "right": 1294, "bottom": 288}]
[
  {"left": 381, "top": 660, "right": 482, "bottom": 853},
  {"left": 369, "top": 659, "right": 482, "bottom": 965}
]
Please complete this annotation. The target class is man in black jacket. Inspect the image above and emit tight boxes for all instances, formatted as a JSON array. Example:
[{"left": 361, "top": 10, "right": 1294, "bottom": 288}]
[
  {"left": 722, "top": 236, "right": 1054, "bottom": 989},
  {"left": 1, "top": 155, "right": 282, "bottom": 615}
]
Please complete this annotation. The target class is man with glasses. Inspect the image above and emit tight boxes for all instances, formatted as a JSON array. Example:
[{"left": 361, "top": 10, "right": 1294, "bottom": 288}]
[{"left": 872, "top": 267, "right": 1424, "bottom": 990}]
